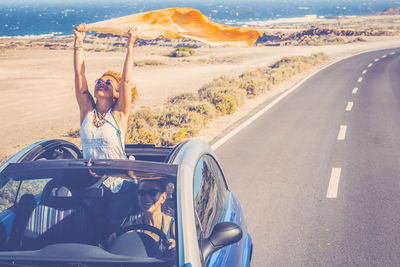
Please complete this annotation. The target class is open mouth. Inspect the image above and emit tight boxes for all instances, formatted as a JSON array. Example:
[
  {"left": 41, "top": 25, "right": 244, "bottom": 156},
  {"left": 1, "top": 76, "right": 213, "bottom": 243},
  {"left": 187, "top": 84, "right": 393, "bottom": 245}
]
[{"left": 96, "top": 86, "right": 109, "bottom": 93}]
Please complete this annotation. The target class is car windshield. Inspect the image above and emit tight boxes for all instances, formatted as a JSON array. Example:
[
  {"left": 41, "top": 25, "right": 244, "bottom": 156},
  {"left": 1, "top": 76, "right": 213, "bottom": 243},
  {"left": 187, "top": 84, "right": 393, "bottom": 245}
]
[{"left": 0, "top": 159, "right": 178, "bottom": 266}]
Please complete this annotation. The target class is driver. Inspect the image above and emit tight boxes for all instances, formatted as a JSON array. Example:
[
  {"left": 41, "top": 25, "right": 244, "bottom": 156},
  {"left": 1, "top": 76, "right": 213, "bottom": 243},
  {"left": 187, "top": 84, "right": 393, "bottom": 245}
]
[{"left": 122, "top": 179, "right": 175, "bottom": 250}]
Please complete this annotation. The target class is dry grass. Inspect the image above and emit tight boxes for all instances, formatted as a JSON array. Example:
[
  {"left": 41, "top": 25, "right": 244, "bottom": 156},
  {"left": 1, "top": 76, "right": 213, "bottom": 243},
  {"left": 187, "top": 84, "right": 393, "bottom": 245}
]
[
  {"left": 67, "top": 129, "right": 80, "bottom": 138},
  {"left": 68, "top": 53, "right": 329, "bottom": 147},
  {"left": 169, "top": 47, "right": 196, "bottom": 57},
  {"left": 134, "top": 60, "right": 165, "bottom": 67}
]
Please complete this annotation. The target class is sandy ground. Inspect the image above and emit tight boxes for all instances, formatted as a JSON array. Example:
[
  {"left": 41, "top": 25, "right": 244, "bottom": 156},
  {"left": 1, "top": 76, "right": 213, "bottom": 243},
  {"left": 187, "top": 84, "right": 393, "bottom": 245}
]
[{"left": 1, "top": 25, "right": 400, "bottom": 161}]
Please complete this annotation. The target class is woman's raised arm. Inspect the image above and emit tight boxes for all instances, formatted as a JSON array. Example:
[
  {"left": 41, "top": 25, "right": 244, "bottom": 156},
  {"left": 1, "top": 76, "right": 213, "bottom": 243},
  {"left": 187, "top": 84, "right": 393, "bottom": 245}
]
[
  {"left": 114, "top": 27, "right": 138, "bottom": 117},
  {"left": 74, "top": 23, "right": 94, "bottom": 124}
]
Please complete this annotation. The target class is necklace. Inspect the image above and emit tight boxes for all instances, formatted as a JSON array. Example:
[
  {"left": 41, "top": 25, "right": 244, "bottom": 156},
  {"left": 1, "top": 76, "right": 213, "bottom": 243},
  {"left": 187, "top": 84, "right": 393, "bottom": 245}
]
[{"left": 92, "top": 110, "right": 106, "bottom": 128}]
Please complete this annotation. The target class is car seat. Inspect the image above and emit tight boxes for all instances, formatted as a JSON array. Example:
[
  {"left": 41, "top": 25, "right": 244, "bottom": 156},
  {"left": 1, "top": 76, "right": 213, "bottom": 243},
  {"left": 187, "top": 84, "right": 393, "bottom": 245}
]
[
  {"left": 17, "top": 179, "right": 99, "bottom": 250},
  {"left": 6, "top": 193, "right": 37, "bottom": 250}
]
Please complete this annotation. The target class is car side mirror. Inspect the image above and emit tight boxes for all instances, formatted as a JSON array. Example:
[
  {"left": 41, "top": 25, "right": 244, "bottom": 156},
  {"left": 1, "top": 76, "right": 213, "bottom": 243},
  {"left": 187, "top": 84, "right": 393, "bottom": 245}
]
[{"left": 201, "top": 222, "right": 243, "bottom": 262}]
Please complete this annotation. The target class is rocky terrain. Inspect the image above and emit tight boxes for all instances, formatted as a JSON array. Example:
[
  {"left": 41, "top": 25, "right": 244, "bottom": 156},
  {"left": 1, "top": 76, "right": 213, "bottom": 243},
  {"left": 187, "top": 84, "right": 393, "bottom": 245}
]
[
  {"left": 374, "top": 6, "right": 400, "bottom": 16},
  {"left": 1, "top": 10, "right": 400, "bottom": 52}
]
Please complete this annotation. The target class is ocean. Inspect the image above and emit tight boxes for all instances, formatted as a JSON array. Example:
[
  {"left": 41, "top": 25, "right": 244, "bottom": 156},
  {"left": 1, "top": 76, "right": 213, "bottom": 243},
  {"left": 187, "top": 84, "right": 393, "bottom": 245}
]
[{"left": 1, "top": 0, "right": 399, "bottom": 37}]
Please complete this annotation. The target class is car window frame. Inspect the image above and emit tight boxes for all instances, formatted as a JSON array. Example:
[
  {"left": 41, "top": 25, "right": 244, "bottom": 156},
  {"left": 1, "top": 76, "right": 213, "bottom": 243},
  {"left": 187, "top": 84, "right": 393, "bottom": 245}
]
[{"left": 192, "top": 153, "right": 230, "bottom": 263}]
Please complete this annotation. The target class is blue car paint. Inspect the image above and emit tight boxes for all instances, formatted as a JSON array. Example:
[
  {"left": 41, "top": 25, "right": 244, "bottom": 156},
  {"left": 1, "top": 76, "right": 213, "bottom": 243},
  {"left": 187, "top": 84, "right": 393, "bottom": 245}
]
[
  {"left": 242, "top": 234, "right": 253, "bottom": 267},
  {"left": 0, "top": 210, "right": 14, "bottom": 237},
  {"left": 0, "top": 141, "right": 48, "bottom": 238},
  {"left": 0, "top": 193, "right": 42, "bottom": 238},
  {"left": 206, "top": 192, "right": 251, "bottom": 267}
]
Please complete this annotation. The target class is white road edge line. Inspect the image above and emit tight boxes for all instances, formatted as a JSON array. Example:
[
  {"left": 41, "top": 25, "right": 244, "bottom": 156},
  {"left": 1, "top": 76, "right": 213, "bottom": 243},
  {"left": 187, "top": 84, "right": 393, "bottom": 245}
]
[
  {"left": 362, "top": 70, "right": 367, "bottom": 74},
  {"left": 357, "top": 77, "right": 363, "bottom": 83},
  {"left": 352, "top": 87, "right": 358, "bottom": 94},
  {"left": 345, "top": 102, "right": 353, "bottom": 111},
  {"left": 210, "top": 47, "right": 395, "bottom": 151},
  {"left": 327, "top": 168, "right": 342, "bottom": 198},
  {"left": 368, "top": 63, "right": 373, "bottom": 67},
  {"left": 337, "top": 125, "right": 347, "bottom": 140},
  {"left": 210, "top": 59, "right": 340, "bottom": 150}
]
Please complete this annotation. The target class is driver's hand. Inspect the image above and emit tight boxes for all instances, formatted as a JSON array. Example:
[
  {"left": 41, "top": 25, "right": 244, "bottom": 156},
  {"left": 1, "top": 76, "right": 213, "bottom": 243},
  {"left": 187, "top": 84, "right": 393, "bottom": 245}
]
[{"left": 168, "top": 238, "right": 176, "bottom": 250}]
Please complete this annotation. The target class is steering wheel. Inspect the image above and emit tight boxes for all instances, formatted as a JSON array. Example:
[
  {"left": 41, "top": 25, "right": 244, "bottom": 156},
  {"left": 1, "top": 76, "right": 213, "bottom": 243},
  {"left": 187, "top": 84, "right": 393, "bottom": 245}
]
[{"left": 116, "top": 224, "right": 172, "bottom": 250}]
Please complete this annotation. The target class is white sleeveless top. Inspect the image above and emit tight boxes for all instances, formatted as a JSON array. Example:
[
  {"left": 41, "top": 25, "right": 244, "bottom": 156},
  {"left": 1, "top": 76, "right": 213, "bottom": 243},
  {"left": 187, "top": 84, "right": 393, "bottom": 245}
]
[{"left": 80, "top": 109, "right": 127, "bottom": 192}]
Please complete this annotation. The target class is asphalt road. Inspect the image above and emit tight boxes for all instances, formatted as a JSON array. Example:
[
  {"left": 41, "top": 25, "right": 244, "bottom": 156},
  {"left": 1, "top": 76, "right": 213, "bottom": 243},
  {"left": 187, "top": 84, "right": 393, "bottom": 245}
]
[{"left": 213, "top": 48, "right": 400, "bottom": 266}]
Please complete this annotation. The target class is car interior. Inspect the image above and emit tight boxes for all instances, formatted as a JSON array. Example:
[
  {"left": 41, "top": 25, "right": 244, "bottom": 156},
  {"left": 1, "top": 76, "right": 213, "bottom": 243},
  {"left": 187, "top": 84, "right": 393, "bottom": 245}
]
[{"left": 0, "top": 141, "right": 178, "bottom": 263}]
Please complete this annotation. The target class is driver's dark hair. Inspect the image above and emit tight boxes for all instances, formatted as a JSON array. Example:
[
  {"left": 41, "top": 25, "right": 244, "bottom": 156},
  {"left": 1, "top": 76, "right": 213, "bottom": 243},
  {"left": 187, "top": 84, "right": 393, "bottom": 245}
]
[{"left": 140, "top": 179, "right": 168, "bottom": 192}]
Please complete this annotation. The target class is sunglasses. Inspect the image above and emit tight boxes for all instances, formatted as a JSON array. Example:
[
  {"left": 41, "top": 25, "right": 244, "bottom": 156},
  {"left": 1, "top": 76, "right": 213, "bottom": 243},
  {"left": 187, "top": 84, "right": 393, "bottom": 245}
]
[
  {"left": 138, "top": 189, "right": 162, "bottom": 198},
  {"left": 95, "top": 78, "right": 113, "bottom": 86}
]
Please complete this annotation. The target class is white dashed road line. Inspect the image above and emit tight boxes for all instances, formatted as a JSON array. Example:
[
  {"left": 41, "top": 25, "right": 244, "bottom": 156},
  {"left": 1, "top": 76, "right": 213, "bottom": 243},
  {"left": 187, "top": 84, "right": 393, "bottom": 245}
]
[
  {"left": 352, "top": 87, "right": 358, "bottom": 94},
  {"left": 382, "top": 55, "right": 387, "bottom": 58},
  {"left": 337, "top": 125, "right": 347, "bottom": 140},
  {"left": 375, "top": 58, "right": 379, "bottom": 62},
  {"left": 362, "top": 70, "right": 367, "bottom": 74},
  {"left": 368, "top": 63, "right": 373, "bottom": 67},
  {"left": 345, "top": 102, "right": 353, "bottom": 111},
  {"left": 390, "top": 52, "right": 396, "bottom": 55},
  {"left": 357, "top": 77, "right": 363, "bottom": 83},
  {"left": 327, "top": 168, "right": 342, "bottom": 198}
]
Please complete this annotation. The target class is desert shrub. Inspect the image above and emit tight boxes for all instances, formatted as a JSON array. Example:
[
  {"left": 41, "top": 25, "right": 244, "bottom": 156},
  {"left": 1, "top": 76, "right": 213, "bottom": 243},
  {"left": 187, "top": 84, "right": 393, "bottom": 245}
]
[
  {"left": 208, "top": 75, "right": 241, "bottom": 89},
  {"left": 66, "top": 53, "right": 328, "bottom": 148},
  {"left": 185, "top": 101, "right": 216, "bottom": 123},
  {"left": 240, "top": 78, "right": 269, "bottom": 96},
  {"left": 160, "top": 130, "right": 175, "bottom": 147},
  {"left": 134, "top": 61, "right": 145, "bottom": 67},
  {"left": 158, "top": 105, "right": 204, "bottom": 129},
  {"left": 67, "top": 129, "right": 80, "bottom": 138},
  {"left": 198, "top": 76, "right": 247, "bottom": 115},
  {"left": 169, "top": 92, "right": 198, "bottom": 104},
  {"left": 184, "top": 111, "right": 205, "bottom": 136},
  {"left": 135, "top": 60, "right": 165, "bottom": 67},
  {"left": 159, "top": 127, "right": 190, "bottom": 146},
  {"left": 158, "top": 106, "right": 188, "bottom": 128},
  {"left": 214, "top": 91, "right": 236, "bottom": 115},
  {"left": 173, "top": 128, "right": 187, "bottom": 144},
  {"left": 126, "top": 122, "right": 161, "bottom": 145},
  {"left": 202, "top": 88, "right": 242, "bottom": 115},
  {"left": 126, "top": 109, "right": 161, "bottom": 145},
  {"left": 170, "top": 47, "right": 196, "bottom": 57},
  {"left": 133, "top": 107, "right": 158, "bottom": 127}
]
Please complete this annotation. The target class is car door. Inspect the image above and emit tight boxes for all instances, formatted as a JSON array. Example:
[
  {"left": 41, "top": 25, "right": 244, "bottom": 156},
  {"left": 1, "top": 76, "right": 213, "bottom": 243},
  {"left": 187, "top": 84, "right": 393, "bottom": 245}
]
[
  {"left": 193, "top": 154, "right": 237, "bottom": 266},
  {"left": 0, "top": 140, "right": 81, "bottom": 250}
]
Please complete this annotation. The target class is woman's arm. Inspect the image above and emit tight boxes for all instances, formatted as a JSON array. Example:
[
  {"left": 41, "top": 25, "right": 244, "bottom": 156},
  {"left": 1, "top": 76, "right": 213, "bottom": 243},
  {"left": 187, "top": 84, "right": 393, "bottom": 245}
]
[
  {"left": 113, "top": 27, "right": 138, "bottom": 128},
  {"left": 74, "top": 23, "right": 94, "bottom": 125}
]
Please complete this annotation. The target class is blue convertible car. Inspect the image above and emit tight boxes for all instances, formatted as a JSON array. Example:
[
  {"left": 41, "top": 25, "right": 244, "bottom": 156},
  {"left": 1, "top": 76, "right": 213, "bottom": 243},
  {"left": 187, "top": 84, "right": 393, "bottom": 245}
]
[{"left": 0, "top": 139, "right": 252, "bottom": 266}]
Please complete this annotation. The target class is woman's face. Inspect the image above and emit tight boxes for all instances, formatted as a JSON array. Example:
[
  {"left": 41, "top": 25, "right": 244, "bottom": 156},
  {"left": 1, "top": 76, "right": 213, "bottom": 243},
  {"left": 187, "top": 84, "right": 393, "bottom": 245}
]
[
  {"left": 94, "top": 75, "right": 119, "bottom": 100},
  {"left": 138, "top": 181, "right": 166, "bottom": 213}
]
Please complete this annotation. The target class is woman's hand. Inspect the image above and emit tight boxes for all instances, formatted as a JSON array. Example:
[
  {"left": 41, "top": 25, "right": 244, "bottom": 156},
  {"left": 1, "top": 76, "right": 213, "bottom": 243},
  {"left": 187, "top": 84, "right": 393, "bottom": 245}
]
[
  {"left": 127, "top": 26, "right": 138, "bottom": 45},
  {"left": 168, "top": 238, "right": 176, "bottom": 250},
  {"left": 74, "top": 23, "right": 87, "bottom": 42}
]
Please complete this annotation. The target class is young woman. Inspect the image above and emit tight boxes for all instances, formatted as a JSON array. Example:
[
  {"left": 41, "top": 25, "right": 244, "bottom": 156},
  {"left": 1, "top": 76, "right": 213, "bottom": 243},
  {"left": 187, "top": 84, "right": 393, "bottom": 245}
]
[
  {"left": 122, "top": 179, "right": 176, "bottom": 250},
  {"left": 74, "top": 23, "right": 137, "bottom": 162},
  {"left": 73, "top": 23, "right": 139, "bottom": 237}
]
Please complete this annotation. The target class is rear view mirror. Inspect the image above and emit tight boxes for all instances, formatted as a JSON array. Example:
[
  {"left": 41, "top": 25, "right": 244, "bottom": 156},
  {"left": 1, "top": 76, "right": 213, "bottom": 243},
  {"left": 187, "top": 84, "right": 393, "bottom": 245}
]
[{"left": 201, "top": 222, "right": 243, "bottom": 262}]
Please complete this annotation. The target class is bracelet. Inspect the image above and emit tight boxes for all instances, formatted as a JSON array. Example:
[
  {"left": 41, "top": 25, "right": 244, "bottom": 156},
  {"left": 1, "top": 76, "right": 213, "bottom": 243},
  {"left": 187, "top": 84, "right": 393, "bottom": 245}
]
[{"left": 74, "top": 42, "right": 83, "bottom": 50}]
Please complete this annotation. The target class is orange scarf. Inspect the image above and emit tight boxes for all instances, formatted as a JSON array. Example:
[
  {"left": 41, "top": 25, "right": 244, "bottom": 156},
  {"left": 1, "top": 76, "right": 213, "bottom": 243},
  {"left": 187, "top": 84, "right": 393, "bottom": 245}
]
[{"left": 86, "top": 8, "right": 261, "bottom": 47}]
